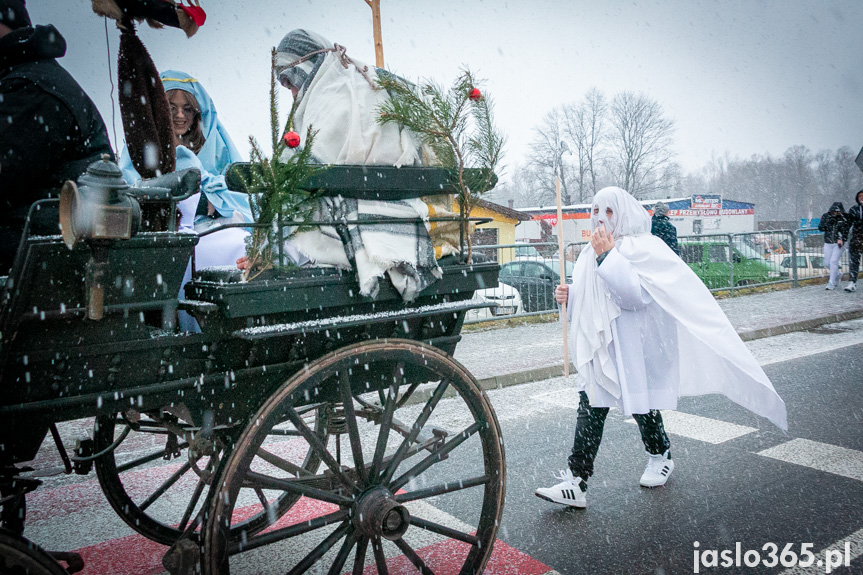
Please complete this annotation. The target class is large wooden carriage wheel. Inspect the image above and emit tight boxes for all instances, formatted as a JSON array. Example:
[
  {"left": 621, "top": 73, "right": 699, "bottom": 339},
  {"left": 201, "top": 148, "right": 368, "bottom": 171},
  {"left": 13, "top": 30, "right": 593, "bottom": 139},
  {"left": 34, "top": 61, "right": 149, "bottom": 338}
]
[
  {"left": 202, "top": 339, "right": 506, "bottom": 575},
  {"left": 93, "top": 404, "right": 328, "bottom": 545}
]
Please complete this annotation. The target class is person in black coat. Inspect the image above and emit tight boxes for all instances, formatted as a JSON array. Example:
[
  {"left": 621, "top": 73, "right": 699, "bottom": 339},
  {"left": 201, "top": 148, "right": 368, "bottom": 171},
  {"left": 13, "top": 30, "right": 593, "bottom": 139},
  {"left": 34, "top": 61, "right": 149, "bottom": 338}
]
[
  {"left": 0, "top": 0, "right": 113, "bottom": 272},
  {"left": 651, "top": 201, "right": 679, "bottom": 255},
  {"left": 845, "top": 190, "right": 863, "bottom": 292},
  {"left": 818, "top": 201, "right": 849, "bottom": 290}
]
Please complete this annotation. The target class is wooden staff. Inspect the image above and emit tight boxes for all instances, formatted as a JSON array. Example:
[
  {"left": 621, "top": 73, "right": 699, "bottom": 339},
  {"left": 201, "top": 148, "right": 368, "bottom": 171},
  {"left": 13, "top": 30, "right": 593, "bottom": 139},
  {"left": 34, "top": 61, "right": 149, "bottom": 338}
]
[
  {"left": 365, "top": 0, "right": 385, "bottom": 68},
  {"left": 556, "top": 172, "right": 570, "bottom": 377}
]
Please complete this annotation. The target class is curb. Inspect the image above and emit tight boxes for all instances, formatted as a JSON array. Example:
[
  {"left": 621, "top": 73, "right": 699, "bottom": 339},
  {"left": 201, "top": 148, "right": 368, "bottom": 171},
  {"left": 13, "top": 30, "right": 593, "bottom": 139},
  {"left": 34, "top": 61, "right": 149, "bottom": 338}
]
[
  {"left": 736, "top": 309, "right": 863, "bottom": 341},
  {"left": 473, "top": 310, "right": 863, "bottom": 393}
]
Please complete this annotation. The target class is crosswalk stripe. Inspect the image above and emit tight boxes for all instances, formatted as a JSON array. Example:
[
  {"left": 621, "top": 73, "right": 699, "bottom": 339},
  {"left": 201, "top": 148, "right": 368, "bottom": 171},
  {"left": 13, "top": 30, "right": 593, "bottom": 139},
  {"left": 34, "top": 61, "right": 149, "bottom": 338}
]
[
  {"left": 757, "top": 438, "right": 863, "bottom": 483},
  {"left": 625, "top": 410, "right": 757, "bottom": 444}
]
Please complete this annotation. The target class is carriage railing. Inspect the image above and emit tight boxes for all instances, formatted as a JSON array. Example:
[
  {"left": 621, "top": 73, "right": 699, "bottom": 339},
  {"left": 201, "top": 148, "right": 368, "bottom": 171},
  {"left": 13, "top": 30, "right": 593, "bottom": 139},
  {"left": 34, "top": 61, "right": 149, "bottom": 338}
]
[{"left": 192, "top": 215, "right": 493, "bottom": 276}]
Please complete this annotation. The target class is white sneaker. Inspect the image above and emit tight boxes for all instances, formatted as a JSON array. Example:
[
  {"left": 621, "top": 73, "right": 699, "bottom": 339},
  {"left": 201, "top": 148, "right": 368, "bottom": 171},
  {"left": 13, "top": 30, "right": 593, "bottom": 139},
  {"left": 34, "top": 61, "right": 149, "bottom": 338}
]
[
  {"left": 826, "top": 284, "right": 835, "bottom": 290},
  {"left": 640, "top": 451, "right": 674, "bottom": 487},
  {"left": 535, "top": 469, "right": 586, "bottom": 508},
  {"left": 845, "top": 282, "right": 857, "bottom": 292}
]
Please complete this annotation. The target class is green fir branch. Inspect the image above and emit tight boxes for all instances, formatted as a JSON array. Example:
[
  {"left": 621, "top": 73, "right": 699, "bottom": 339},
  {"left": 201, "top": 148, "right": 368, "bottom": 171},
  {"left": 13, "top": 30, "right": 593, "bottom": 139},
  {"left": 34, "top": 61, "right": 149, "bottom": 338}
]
[{"left": 376, "top": 67, "right": 505, "bottom": 261}]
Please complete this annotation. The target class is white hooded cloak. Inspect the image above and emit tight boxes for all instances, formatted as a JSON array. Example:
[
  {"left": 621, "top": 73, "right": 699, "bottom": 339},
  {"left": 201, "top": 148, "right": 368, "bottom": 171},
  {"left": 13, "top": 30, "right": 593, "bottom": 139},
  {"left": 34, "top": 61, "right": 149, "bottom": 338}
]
[{"left": 566, "top": 187, "right": 787, "bottom": 430}]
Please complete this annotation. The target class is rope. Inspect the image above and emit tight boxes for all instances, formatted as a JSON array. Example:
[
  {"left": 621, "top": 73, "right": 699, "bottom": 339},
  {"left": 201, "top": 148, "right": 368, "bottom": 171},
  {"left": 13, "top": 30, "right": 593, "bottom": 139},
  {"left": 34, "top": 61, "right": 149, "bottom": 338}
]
[{"left": 282, "top": 43, "right": 378, "bottom": 90}]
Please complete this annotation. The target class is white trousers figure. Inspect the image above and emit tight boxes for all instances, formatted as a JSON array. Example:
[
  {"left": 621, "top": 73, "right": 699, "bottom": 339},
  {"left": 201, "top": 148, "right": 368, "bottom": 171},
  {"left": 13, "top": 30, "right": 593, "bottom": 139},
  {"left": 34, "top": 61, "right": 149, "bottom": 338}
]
[{"left": 823, "top": 242, "right": 844, "bottom": 288}]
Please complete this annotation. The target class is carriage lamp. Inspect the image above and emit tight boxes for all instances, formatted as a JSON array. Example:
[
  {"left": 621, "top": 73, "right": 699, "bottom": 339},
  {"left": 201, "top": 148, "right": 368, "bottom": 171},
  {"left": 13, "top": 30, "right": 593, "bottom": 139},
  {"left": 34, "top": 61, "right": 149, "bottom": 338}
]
[
  {"left": 59, "top": 156, "right": 142, "bottom": 320},
  {"left": 59, "top": 155, "right": 142, "bottom": 249}
]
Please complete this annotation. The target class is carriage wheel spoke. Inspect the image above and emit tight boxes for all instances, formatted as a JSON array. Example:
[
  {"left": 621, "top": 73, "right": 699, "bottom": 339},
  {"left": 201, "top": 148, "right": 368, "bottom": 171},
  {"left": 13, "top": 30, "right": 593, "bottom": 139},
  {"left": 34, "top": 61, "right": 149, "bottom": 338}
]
[
  {"left": 138, "top": 460, "right": 192, "bottom": 511},
  {"left": 285, "top": 406, "right": 354, "bottom": 491},
  {"left": 395, "top": 382, "right": 421, "bottom": 409},
  {"left": 369, "top": 363, "right": 402, "bottom": 481},
  {"left": 285, "top": 520, "right": 351, "bottom": 575},
  {"left": 395, "top": 475, "right": 490, "bottom": 503},
  {"left": 177, "top": 460, "right": 210, "bottom": 532},
  {"left": 339, "top": 369, "right": 366, "bottom": 486},
  {"left": 244, "top": 470, "right": 353, "bottom": 507},
  {"left": 326, "top": 529, "right": 357, "bottom": 575},
  {"left": 380, "top": 378, "right": 450, "bottom": 485},
  {"left": 115, "top": 441, "right": 189, "bottom": 473},
  {"left": 352, "top": 535, "right": 369, "bottom": 575},
  {"left": 393, "top": 537, "right": 434, "bottom": 575},
  {"left": 372, "top": 536, "right": 389, "bottom": 575},
  {"left": 228, "top": 509, "right": 349, "bottom": 555},
  {"left": 391, "top": 421, "right": 482, "bottom": 492},
  {"left": 256, "top": 447, "right": 312, "bottom": 477},
  {"left": 410, "top": 516, "right": 479, "bottom": 545}
]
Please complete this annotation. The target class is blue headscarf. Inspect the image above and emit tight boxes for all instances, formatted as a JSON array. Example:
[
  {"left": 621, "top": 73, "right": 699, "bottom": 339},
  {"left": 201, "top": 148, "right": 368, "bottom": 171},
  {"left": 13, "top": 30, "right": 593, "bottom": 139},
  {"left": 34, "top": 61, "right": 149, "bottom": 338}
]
[
  {"left": 118, "top": 70, "right": 252, "bottom": 222},
  {"left": 159, "top": 70, "right": 243, "bottom": 176}
]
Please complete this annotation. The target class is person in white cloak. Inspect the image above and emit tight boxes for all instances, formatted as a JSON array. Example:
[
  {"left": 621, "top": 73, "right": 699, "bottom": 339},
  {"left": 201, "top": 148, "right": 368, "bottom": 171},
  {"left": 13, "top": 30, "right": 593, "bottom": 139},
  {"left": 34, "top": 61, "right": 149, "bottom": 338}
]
[
  {"left": 268, "top": 29, "right": 454, "bottom": 301},
  {"left": 535, "top": 186, "right": 787, "bottom": 509}
]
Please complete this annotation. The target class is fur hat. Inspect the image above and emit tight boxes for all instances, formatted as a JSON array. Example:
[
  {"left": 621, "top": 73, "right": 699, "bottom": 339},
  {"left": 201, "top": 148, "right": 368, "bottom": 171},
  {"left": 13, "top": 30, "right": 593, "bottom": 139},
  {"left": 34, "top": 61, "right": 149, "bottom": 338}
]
[
  {"left": 653, "top": 201, "right": 669, "bottom": 217},
  {"left": 0, "top": 0, "right": 30, "bottom": 30}
]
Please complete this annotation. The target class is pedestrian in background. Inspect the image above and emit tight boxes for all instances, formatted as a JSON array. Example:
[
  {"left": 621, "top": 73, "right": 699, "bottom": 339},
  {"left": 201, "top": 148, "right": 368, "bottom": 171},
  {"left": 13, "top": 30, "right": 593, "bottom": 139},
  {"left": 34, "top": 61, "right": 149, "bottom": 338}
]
[
  {"left": 651, "top": 201, "right": 679, "bottom": 254},
  {"left": 818, "top": 202, "right": 849, "bottom": 290},
  {"left": 845, "top": 191, "right": 862, "bottom": 292}
]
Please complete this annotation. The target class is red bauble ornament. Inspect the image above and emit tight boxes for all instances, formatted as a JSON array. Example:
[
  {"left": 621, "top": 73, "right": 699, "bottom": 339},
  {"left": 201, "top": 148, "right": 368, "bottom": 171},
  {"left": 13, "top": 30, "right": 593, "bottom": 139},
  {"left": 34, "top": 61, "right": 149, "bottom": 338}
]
[
  {"left": 284, "top": 131, "right": 300, "bottom": 148},
  {"left": 469, "top": 88, "right": 482, "bottom": 101}
]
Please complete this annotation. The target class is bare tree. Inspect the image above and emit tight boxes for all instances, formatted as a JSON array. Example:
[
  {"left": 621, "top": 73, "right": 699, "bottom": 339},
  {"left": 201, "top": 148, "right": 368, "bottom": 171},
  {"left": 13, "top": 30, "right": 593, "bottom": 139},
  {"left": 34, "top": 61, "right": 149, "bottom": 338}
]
[
  {"left": 562, "top": 87, "right": 607, "bottom": 202},
  {"left": 608, "top": 91, "right": 676, "bottom": 198},
  {"left": 784, "top": 145, "right": 815, "bottom": 222},
  {"left": 527, "top": 108, "right": 572, "bottom": 204},
  {"left": 834, "top": 146, "right": 863, "bottom": 198}
]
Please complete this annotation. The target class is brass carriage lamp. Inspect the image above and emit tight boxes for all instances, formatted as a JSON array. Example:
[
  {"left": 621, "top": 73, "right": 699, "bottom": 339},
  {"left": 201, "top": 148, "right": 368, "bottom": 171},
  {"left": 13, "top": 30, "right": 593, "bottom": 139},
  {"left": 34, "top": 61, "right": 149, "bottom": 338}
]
[
  {"left": 59, "top": 155, "right": 142, "bottom": 248},
  {"left": 59, "top": 156, "right": 143, "bottom": 319}
]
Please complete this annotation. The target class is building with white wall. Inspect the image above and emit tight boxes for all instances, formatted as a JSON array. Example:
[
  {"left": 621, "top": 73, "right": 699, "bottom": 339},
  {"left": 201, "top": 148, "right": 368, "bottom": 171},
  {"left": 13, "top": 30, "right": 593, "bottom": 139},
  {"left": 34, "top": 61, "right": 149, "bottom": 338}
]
[{"left": 516, "top": 195, "right": 756, "bottom": 244}]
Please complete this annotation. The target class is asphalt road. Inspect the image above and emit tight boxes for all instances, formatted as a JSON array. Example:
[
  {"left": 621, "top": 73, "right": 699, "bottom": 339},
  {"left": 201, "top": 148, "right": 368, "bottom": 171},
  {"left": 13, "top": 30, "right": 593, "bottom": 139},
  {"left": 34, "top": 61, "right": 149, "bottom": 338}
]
[
  {"left": 19, "top": 320, "right": 863, "bottom": 574},
  {"left": 432, "top": 338, "right": 863, "bottom": 575}
]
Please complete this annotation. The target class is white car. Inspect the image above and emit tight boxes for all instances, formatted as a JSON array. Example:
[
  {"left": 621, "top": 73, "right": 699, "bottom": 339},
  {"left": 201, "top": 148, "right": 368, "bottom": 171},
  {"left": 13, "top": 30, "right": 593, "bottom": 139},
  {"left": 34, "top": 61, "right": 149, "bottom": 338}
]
[
  {"left": 768, "top": 251, "right": 826, "bottom": 279},
  {"left": 467, "top": 282, "right": 524, "bottom": 321}
]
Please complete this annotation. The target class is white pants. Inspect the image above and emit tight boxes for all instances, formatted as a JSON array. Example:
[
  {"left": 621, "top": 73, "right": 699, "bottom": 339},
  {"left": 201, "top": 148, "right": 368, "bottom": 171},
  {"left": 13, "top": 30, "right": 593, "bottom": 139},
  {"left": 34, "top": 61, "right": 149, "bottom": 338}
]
[{"left": 823, "top": 242, "right": 844, "bottom": 287}]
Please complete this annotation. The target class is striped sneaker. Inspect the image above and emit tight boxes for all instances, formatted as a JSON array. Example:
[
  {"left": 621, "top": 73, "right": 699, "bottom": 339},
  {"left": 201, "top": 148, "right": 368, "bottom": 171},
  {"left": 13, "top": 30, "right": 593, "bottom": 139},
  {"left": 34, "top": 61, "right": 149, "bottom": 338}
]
[
  {"left": 640, "top": 450, "right": 674, "bottom": 487},
  {"left": 535, "top": 469, "right": 586, "bottom": 508}
]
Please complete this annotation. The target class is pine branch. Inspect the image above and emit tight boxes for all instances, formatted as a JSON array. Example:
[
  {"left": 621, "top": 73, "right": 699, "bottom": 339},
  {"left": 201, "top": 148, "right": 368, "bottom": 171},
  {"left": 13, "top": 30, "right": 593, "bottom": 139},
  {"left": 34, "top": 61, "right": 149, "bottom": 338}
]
[{"left": 375, "top": 67, "right": 504, "bottom": 262}]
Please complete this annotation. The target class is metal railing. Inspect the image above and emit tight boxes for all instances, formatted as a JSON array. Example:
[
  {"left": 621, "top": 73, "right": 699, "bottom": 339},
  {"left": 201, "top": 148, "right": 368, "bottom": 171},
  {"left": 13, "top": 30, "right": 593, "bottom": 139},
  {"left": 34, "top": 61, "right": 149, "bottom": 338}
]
[{"left": 465, "top": 231, "right": 859, "bottom": 324}]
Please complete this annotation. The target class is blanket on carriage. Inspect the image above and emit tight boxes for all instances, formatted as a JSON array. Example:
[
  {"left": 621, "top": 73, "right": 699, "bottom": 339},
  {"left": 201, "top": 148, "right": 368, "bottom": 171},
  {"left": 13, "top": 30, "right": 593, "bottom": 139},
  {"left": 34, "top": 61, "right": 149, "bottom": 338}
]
[{"left": 274, "top": 29, "right": 457, "bottom": 301}]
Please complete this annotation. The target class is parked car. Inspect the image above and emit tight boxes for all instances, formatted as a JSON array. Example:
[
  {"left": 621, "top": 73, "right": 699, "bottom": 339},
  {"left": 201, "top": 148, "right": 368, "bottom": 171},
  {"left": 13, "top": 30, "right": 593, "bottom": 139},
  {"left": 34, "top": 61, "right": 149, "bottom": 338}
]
[
  {"left": 513, "top": 243, "right": 543, "bottom": 261},
  {"left": 467, "top": 282, "right": 524, "bottom": 320},
  {"left": 498, "top": 259, "right": 574, "bottom": 312},
  {"left": 679, "top": 239, "right": 777, "bottom": 288},
  {"left": 768, "top": 251, "right": 826, "bottom": 279}
]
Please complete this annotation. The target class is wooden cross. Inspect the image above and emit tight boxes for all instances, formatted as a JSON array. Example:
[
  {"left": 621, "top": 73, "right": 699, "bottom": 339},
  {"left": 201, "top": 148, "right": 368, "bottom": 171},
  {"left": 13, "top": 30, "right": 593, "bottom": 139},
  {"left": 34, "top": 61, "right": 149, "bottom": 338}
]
[{"left": 364, "top": 0, "right": 385, "bottom": 68}]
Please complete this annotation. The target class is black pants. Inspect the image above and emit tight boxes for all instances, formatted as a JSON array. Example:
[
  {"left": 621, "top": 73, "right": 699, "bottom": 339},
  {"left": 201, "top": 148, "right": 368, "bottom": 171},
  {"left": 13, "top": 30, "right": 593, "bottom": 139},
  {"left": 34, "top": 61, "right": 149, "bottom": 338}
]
[
  {"left": 849, "top": 244, "right": 861, "bottom": 283},
  {"left": 568, "top": 391, "right": 670, "bottom": 487}
]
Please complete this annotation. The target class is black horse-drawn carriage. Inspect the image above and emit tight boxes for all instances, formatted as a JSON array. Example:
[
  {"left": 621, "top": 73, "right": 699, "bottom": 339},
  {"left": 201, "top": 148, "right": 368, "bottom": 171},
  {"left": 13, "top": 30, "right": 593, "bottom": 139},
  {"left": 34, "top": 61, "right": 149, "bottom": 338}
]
[{"left": 0, "top": 160, "right": 505, "bottom": 574}]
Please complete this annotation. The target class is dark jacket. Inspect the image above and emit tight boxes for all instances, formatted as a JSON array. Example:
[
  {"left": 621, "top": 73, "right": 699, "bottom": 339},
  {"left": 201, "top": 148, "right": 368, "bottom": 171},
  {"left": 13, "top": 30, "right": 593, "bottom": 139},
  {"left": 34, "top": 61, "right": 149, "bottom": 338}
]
[
  {"left": 0, "top": 24, "right": 113, "bottom": 270},
  {"left": 818, "top": 202, "right": 849, "bottom": 245},
  {"left": 847, "top": 192, "right": 863, "bottom": 250},
  {"left": 651, "top": 214, "right": 679, "bottom": 255}
]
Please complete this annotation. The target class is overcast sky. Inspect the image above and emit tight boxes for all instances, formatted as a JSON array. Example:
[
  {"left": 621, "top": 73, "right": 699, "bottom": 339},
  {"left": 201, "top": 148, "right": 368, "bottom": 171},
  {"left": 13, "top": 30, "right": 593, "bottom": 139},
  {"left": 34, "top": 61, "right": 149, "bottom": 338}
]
[{"left": 30, "top": 1, "right": 863, "bottom": 180}]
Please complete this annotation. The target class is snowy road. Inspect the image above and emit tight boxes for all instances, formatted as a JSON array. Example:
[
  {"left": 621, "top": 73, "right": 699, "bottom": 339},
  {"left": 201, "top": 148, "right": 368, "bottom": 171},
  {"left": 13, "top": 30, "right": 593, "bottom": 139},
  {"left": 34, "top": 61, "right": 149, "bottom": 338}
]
[{"left": 17, "top": 318, "right": 863, "bottom": 574}]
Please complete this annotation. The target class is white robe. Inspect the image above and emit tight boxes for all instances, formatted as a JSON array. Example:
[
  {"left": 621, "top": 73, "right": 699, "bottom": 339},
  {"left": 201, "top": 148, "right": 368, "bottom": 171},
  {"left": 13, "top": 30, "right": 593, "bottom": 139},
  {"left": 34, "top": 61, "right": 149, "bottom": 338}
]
[{"left": 566, "top": 186, "right": 787, "bottom": 430}]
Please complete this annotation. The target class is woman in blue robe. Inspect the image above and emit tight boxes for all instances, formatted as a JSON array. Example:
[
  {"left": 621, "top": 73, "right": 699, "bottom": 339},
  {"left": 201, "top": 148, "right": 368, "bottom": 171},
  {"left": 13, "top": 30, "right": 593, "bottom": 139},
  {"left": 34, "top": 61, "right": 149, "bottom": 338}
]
[{"left": 118, "top": 70, "right": 251, "bottom": 330}]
